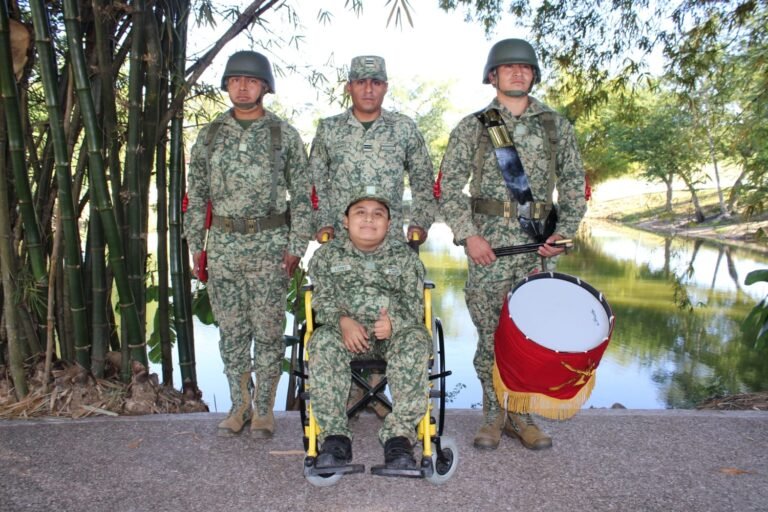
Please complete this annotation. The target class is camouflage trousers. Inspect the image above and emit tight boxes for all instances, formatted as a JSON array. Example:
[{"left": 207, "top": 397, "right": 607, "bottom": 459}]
[
  {"left": 207, "top": 254, "right": 288, "bottom": 416},
  {"left": 464, "top": 253, "right": 553, "bottom": 423},
  {"left": 309, "top": 323, "right": 430, "bottom": 445}
]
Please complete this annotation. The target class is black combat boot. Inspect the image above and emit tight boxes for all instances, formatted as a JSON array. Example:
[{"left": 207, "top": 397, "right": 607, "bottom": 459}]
[
  {"left": 316, "top": 435, "right": 353, "bottom": 468},
  {"left": 383, "top": 436, "right": 417, "bottom": 469}
]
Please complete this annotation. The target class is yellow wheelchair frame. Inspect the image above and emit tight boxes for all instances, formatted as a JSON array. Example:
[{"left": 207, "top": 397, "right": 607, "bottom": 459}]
[{"left": 297, "top": 281, "right": 458, "bottom": 486}]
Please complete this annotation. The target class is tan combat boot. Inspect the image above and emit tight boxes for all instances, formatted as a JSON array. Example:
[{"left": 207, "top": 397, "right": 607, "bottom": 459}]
[
  {"left": 251, "top": 374, "right": 279, "bottom": 439},
  {"left": 505, "top": 413, "right": 553, "bottom": 450},
  {"left": 217, "top": 372, "right": 252, "bottom": 437},
  {"left": 473, "top": 413, "right": 505, "bottom": 450}
]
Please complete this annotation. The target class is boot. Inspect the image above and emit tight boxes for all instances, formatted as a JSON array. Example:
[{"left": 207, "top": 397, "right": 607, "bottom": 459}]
[
  {"left": 505, "top": 413, "right": 553, "bottom": 450},
  {"left": 251, "top": 373, "right": 280, "bottom": 439},
  {"left": 383, "top": 436, "right": 416, "bottom": 469},
  {"left": 316, "top": 435, "right": 353, "bottom": 468},
  {"left": 217, "top": 372, "right": 252, "bottom": 437},
  {"left": 473, "top": 413, "right": 505, "bottom": 450}
]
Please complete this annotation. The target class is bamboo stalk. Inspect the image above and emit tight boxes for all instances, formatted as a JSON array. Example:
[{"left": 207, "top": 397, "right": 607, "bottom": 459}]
[
  {"left": 29, "top": 0, "right": 91, "bottom": 369},
  {"left": 168, "top": 0, "right": 196, "bottom": 386},
  {"left": 63, "top": 0, "right": 147, "bottom": 380},
  {"left": 0, "top": 2, "right": 47, "bottom": 285}
]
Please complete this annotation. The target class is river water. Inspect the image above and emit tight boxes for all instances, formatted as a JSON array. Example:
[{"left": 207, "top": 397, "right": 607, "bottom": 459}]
[{"left": 169, "top": 220, "right": 768, "bottom": 413}]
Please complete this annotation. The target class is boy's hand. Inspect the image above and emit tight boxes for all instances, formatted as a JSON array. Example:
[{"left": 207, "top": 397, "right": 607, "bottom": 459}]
[
  {"left": 340, "top": 316, "right": 369, "bottom": 353},
  {"left": 373, "top": 308, "right": 392, "bottom": 340}
]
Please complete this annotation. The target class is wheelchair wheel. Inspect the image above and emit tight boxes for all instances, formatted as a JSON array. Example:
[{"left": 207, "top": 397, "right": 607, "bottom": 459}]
[
  {"left": 296, "top": 324, "right": 310, "bottom": 451},
  {"left": 430, "top": 317, "right": 447, "bottom": 436},
  {"left": 304, "top": 468, "right": 343, "bottom": 487},
  {"left": 425, "top": 436, "right": 459, "bottom": 485}
]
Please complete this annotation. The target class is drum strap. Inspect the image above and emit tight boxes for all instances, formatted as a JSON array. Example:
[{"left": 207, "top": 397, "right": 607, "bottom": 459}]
[{"left": 473, "top": 108, "right": 558, "bottom": 242}]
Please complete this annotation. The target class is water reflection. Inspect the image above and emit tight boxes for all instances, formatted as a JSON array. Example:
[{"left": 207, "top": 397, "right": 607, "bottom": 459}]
[{"left": 175, "top": 221, "right": 768, "bottom": 412}]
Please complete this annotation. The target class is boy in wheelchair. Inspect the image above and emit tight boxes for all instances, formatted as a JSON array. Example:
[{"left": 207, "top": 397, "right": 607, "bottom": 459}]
[{"left": 307, "top": 187, "right": 431, "bottom": 471}]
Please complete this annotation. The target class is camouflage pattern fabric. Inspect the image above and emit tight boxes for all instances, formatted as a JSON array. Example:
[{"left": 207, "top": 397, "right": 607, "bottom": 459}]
[
  {"left": 348, "top": 55, "right": 388, "bottom": 81},
  {"left": 185, "top": 109, "right": 311, "bottom": 414},
  {"left": 308, "top": 238, "right": 430, "bottom": 445},
  {"left": 439, "top": 97, "right": 587, "bottom": 421},
  {"left": 309, "top": 109, "right": 436, "bottom": 239}
]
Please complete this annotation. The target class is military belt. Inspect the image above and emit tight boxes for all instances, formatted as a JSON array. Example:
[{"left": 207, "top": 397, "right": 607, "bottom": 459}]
[
  {"left": 472, "top": 198, "right": 551, "bottom": 220},
  {"left": 212, "top": 212, "right": 288, "bottom": 234}
]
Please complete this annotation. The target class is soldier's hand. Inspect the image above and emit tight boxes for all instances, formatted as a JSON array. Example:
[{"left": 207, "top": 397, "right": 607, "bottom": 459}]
[
  {"left": 407, "top": 226, "right": 428, "bottom": 246},
  {"left": 315, "top": 226, "right": 335, "bottom": 243},
  {"left": 282, "top": 252, "right": 300, "bottom": 276},
  {"left": 465, "top": 235, "right": 496, "bottom": 266},
  {"left": 538, "top": 234, "right": 565, "bottom": 258},
  {"left": 192, "top": 251, "right": 202, "bottom": 278},
  {"left": 373, "top": 308, "right": 392, "bottom": 340},
  {"left": 340, "top": 316, "right": 369, "bottom": 353}
]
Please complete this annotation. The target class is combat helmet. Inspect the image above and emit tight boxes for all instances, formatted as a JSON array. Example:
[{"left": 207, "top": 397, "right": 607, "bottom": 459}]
[
  {"left": 482, "top": 38, "right": 541, "bottom": 86},
  {"left": 221, "top": 51, "right": 275, "bottom": 93}
]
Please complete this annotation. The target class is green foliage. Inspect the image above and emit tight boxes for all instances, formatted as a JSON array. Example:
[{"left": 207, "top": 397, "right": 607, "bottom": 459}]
[
  {"left": 743, "top": 269, "right": 768, "bottom": 349},
  {"left": 286, "top": 267, "right": 307, "bottom": 324},
  {"left": 192, "top": 286, "right": 217, "bottom": 326}
]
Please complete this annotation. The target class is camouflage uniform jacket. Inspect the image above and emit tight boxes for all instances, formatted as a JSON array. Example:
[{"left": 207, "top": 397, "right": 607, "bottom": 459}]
[
  {"left": 439, "top": 97, "right": 587, "bottom": 272},
  {"left": 309, "top": 108, "right": 436, "bottom": 236},
  {"left": 308, "top": 237, "right": 426, "bottom": 338},
  {"left": 185, "top": 109, "right": 312, "bottom": 257}
]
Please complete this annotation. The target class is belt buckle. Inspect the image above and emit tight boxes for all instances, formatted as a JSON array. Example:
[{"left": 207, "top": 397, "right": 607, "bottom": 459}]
[
  {"left": 503, "top": 201, "right": 513, "bottom": 219},
  {"left": 246, "top": 219, "right": 258, "bottom": 234}
]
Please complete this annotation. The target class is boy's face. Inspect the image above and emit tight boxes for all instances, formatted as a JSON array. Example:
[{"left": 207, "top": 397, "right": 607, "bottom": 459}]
[{"left": 343, "top": 199, "right": 391, "bottom": 252}]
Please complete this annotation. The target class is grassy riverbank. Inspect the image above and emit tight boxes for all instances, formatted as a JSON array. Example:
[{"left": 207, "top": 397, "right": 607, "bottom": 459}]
[{"left": 586, "top": 177, "right": 768, "bottom": 254}]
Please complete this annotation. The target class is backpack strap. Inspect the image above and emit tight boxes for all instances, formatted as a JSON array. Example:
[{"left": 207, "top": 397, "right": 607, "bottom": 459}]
[
  {"left": 269, "top": 120, "right": 283, "bottom": 214},
  {"left": 470, "top": 124, "right": 490, "bottom": 199},
  {"left": 539, "top": 111, "right": 558, "bottom": 205},
  {"left": 203, "top": 121, "right": 223, "bottom": 199}
]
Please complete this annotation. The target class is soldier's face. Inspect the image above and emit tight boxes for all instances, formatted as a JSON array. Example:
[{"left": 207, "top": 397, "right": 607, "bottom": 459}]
[
  {"left": 347, "top": 79, "right": 388, "bottom": 119},
  {"left": 226, "top": 75, "right": 266, "bottom": 111},
  {"left": 491, "top": 64, "right": 534, "bottom": 94},
  {"left": 343, "top": 199, "right": 391, "bottom": 252}
]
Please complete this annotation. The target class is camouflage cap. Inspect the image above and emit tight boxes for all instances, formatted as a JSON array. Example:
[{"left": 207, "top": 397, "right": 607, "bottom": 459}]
[
  {"left": 345, "top": 185, "right": 391, "bottom": 213},
  {"left": 348, "top": 55, "right": 388, "bottom": 81}
]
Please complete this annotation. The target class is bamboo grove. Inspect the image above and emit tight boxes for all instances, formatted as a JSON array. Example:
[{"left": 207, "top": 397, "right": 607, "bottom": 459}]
[{"left": 0, "top": 0, "right": 282, "bottom": 401}]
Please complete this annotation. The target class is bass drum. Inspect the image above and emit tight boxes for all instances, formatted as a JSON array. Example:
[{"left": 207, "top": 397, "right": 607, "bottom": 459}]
[{"left": 493, "top": 272, "right": 614, "bottom": 420}]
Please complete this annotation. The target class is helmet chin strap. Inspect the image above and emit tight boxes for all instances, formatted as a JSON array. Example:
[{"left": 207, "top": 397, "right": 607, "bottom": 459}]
[
  {"left": 492, "top": 72, "right": 529, "bottom": 98},
  {"left": 232, "top": 90, "right": 265, "bottom": 112}
]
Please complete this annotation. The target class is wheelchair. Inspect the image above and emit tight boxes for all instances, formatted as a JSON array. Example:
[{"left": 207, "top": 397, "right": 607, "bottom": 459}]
[{"left": 293, "top": 281, "right": 458, "bottom": 487}]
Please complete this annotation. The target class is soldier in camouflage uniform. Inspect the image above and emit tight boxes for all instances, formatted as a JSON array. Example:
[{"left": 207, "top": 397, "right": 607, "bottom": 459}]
[
  {"left": 309, "top": 55, "right": 436, "bottom": 243},
  {"left": 185, "top": 51, "right": 312, "bottom": 439},
  {"left": 439, "top": 39, "right": 587, "bottom": 450},
  {"left": 308, "top": 189, "right": 430, "bottom": 470}
]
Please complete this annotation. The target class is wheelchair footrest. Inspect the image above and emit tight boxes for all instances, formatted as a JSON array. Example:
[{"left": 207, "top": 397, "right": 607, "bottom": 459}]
[
  {"left": 304, "top": 458, "right": 365, "bottom": 477},
  {"left": 370, "top": 458, "right": 433, "bottom": 479}
]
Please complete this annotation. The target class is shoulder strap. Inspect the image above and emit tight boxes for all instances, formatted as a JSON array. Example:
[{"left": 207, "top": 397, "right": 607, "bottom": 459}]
[
  {"left": 539, "top": 111, "right": 558, "bottom": 204},
  {"left": 269, "top": 120, "right": 283, "bottom": 213},
  {"left": 203, "top": 121, "right": 224, "bottom": 199},
  {"left": 471, "top": 124, "right": 490, "bottom": 199}
]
